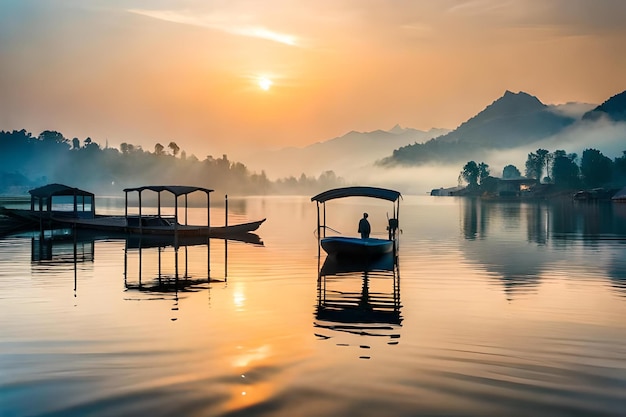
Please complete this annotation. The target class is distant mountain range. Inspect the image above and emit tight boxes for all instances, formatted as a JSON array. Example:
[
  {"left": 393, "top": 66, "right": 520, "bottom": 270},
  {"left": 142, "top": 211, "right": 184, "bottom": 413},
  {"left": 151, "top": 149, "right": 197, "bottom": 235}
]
[
  {"left": 240, "top": 88, "right": 626, "bottom": 178},
  {"left": 240, "top": 126, "right": 449, "bottom": 178},
  {"left": 582, "top": 90, "right": 626, "bottom": 122},
  {"left": 380, "top": 91, "right": 577, "bottom": 166}
]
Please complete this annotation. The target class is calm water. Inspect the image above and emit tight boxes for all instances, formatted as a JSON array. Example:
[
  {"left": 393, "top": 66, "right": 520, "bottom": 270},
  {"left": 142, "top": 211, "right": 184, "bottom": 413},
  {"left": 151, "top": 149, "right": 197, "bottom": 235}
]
[{"left": 1, "top": 195, "right": 626, "bottom": 417}]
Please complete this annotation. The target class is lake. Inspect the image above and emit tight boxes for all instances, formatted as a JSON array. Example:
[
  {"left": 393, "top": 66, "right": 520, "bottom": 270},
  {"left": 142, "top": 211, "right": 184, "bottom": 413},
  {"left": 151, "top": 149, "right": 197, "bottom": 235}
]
[{"left": 1, "top": 195, "right": 626, "bottom": 417}]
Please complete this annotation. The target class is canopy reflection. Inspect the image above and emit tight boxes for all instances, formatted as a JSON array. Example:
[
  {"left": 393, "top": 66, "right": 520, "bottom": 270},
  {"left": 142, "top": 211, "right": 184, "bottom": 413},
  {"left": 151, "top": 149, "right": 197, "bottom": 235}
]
[
  {"left": 26, "top": 228, "right": 263, "bottom": 305},
  {"left": 315, "top": 252, "right": 402, "bottom": 358}
]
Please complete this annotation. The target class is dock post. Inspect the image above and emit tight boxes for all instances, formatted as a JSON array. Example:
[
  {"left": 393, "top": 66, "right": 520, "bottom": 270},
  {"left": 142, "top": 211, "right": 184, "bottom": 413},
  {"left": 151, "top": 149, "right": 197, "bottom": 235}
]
[
  {"left": 225, "top": 195, "right": 228, "bottom": 227},
  {"left": 206, "top": 192, "right": 211, "bottom": 229},
  {"left": 157, "top": 191, "right": 161, "bottom": 220},
  {"left": 138, "top": 190, "right": 143, "bottom": 234},
  {"left": 185, "top": 194, "right": 188, "bottom": 225},
  {"left": 174, "top": 195, "right": 178, "bottom": 234}
]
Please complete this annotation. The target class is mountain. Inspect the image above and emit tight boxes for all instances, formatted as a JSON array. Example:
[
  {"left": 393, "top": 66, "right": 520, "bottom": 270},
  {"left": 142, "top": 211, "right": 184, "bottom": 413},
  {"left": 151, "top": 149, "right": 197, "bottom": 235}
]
[
  {"left": 238, "top": 126, "right": 449, "bottom": 179},
  {"left": 380, "top": 91, "right": 576, "bottom": 166},
  {"left": 582, "top": 90, "right": 626, "bottom": 122}
]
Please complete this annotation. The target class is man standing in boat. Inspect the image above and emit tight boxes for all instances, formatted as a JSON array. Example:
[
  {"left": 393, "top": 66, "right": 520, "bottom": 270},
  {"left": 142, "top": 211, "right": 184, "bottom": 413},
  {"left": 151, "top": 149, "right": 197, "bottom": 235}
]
[{"left": 358, "top": 212, "right": 371, "bottom": 239}]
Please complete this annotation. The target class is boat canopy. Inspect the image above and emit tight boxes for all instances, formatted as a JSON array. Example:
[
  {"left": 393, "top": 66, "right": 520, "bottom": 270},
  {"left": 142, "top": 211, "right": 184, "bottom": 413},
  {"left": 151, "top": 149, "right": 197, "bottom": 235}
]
[
  {"left": 29, "top": 183, "right": 94, "bottom": 199},
  {"left": 123, "top": 185, "right": 214, "bottom": 196},
  {"left": 27, "top": 183, "right": 96, "bottom": 218},
  {"left": 123, "top": 185, "right": 215, "bottom": 228},
  {"left": 311, "top": 186, "right": 401, "bottom": 203}
]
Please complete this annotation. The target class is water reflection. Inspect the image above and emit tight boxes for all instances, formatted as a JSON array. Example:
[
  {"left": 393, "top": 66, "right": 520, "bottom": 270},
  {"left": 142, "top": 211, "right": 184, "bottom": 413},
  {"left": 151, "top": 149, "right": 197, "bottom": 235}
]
[
  {"left": 30, "top": 229, "right": 95, "bottom": 295},
  {"left": 27, "top": 229, "right": 264, "bottom": 307},
  {"left": 123, "top": 233, "right": 263, "bottom": 319},
  {"left": 460, "top": 199, "right": 626, "bottom": 299},
  {"left": 461, "top": 199, "right": 626, "bottom": 243},
  {"left": 31, "top": 231, "right": 95, "bottom": 264},
  {"left": 123, "top": 237, "right": 217, "bottom": 321},
  {"left": 315, "top": 253, "right": 402, "bottom": 359},
  {"left": 601, "top": 250, "right": 626, "bottom": 298},
  {"left": 123, "top": 240, "right": 213, "bottom": 290}
]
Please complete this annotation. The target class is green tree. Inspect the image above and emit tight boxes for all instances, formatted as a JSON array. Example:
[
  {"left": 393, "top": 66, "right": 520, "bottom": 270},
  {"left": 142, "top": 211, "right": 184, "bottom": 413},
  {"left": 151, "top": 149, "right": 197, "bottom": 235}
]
[
  {"left": 614, "top": 151, "right": 626, "bottom": 180},
  {"left": 38, "top": 130, "right": 67, "bottom": 145},
  {"left": 478, "top": 162, "right": 490, "bottom": 185},
  {"left": 459, "top": 161, "right": 480, "bottom": 187},
  {"left": 580, "top": 148, "right": 613, "bottom": 187},
  {"left": 551, "top": 150, "right": 579, "bottom": 189},
  {"left": 502, "top": 164, "right": 521, "bottom": 179},
  {"left": 83, "top": 137, "right": 99, "bottom": 150},
  {"left": 525, "top": 148, "right": 549, "bottom": 181}
]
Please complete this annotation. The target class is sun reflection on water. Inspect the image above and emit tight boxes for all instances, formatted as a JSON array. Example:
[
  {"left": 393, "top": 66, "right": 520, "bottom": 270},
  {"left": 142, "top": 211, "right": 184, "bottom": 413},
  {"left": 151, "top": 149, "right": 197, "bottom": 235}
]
[{"left": 233, "top": 283, "right": 247, "bottom": 311}]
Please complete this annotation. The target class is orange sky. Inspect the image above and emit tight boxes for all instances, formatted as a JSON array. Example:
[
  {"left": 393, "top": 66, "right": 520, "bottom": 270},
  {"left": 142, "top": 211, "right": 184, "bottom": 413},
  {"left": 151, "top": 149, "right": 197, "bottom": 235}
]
[{"left": 1, "top": 0, "right": 625, "bottom": 160}]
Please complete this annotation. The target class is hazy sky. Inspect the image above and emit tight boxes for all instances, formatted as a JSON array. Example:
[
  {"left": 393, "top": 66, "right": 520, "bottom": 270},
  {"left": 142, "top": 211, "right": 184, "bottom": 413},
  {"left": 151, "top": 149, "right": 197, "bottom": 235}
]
[{"left": 1, "top": 0, "right": 625, "bottom": 159}]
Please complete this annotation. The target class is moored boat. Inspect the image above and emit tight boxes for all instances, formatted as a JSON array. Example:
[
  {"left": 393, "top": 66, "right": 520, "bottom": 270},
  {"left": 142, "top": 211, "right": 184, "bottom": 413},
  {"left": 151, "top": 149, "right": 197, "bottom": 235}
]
[
  {"left": 320, "top": 236, "right": 393, "bottom": 258},
  {"left": 0, "top": 183, "right": 96, "bottom": 223},
  {"left": 52, "top": 215, "right": 265, "bottom": 237},
  {"left": 1, "top": 184, "right": 265, "bottom": 238},
  {"left": 311, "top": 186, "right": 401, "bottom": 259}
]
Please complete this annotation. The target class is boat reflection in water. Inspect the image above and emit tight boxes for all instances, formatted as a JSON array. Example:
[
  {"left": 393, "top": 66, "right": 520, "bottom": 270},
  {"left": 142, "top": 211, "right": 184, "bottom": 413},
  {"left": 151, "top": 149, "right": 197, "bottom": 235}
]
[
  {"left": 315, "top": 252, "right": 402, "bottom": 359},
  {"left": 30, "top": 229, "right": 95, "bottom": 295},
  {"left": 123, "top": 233, "right": 263, "bottom": 318},
  {"left": 31, "top": 230, "right": 95, "bottom": 264},
  {"left": 28, "top": 228, "right": 263, "bottom": 312}
]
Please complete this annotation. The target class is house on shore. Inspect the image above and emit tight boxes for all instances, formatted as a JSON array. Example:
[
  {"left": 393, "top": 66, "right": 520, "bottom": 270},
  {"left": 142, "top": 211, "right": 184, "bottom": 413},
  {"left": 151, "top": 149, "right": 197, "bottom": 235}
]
[
  {"left": 496, "top": 178, "right": 538, "bottom": 197},
  {"left": 431, "top": 178, "right": 539, "bottom": 198},
  {"left": 430, "top": 186, "right": 464, "bottom": 196}
]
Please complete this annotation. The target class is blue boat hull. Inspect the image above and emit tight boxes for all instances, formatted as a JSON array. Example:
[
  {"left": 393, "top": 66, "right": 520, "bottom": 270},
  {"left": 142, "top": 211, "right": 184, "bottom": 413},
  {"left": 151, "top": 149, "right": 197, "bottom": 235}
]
[{"left": 320, "top": 236, "right": 394, "bottom": 258}]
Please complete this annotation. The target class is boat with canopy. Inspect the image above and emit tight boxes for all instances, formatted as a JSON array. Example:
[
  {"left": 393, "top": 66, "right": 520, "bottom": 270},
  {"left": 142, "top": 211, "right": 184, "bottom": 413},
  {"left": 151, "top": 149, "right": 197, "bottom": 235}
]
[
  {"left": 1, "top": 184, "right": 265, "bottom": 238},
  {"left": 311, "top": 186, "right": 401, "bottom": 258}
]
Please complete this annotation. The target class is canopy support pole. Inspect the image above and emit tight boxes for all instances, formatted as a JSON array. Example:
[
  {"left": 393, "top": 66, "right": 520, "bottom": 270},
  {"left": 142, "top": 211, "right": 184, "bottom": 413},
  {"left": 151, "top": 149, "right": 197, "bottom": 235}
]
[{"left": 138, "top": 191, "right": 143, "bottom": 233}]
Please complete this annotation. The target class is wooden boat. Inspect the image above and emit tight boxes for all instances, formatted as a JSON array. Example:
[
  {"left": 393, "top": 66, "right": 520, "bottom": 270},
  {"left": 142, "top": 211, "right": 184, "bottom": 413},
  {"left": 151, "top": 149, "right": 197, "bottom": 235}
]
[
  {"left": 52, "top": 215, "right": 265, "bottom": 237},
  {"left": 311, "top": 186, "right": 401, "bottom": 259},
  {"left": 1, "top": 184, "right": 265, "bottom": 238},
  {"left": 321, "top": 236, "right": 393, "bottom": 258},
  {"left": 0, "top": 183, "right": 95, "bottom": 223}
]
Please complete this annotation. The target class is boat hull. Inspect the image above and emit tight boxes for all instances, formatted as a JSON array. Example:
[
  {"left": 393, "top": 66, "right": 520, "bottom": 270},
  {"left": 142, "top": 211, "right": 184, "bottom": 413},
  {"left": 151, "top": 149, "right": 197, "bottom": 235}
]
[
  {"left": 320, "top": 236, "right": 394, "bottom": 258},
  {"left": 54, "top": 216, "right": 266, "bottom": 237},
  {"left": 2, "top": 206, "right": 265, "bottom": 238}
]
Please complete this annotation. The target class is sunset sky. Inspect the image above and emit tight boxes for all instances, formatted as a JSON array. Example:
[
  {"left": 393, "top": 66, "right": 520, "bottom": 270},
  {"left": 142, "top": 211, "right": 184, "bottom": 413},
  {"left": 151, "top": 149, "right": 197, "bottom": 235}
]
[{"left": 1, "top": 0, "right": 625, "bottom": 160}]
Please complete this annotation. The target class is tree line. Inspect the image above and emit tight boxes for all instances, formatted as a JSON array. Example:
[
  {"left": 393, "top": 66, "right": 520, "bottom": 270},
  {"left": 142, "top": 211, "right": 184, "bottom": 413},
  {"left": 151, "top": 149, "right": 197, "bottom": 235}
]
[
  {"left": 459, "top": 148, "right": 626, "bottom": 193},
  {"left": 0, "top": 129, "right": 344, "bottom": 196}
]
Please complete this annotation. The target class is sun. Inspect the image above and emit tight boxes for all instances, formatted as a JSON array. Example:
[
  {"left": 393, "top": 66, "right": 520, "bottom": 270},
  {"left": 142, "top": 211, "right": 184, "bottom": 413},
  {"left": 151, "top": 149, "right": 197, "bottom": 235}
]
[{"left": 258, "top": 77, "right": 273, "bottom": 91}]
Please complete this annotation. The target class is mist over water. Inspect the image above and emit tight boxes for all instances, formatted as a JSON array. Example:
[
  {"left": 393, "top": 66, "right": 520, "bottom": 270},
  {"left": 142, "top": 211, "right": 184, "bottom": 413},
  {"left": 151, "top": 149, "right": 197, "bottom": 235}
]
[
  {"left": 233, "top": 115, "right": 626, "bottom": 194},
  {"left": 342, "top": 164, "right": 463, "bottom": 195}
]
